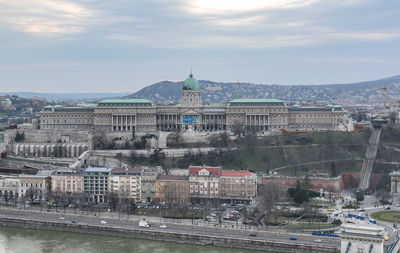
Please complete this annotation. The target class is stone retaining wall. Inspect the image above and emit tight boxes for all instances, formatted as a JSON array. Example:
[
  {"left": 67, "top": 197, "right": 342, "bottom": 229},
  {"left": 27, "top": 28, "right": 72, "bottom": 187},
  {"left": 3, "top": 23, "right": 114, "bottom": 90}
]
[
  {"left": 4, "top": 129, "right": 92, "bottom": 144},
  {"left": 90, "top": 147, "right": 227, "bottom": 158},
  {"left": 0, "top": 217, "right": 339, "bottom": 253}
]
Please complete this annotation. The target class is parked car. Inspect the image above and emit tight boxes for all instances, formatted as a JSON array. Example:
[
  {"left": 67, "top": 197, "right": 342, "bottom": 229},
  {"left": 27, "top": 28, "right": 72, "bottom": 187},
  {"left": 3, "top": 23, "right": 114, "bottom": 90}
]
[
  {"left": 314, "top": 239, "right": 322, "bottom": 243},
  {"left": 71, "top": 220, "right": 78, "bottom": 223},
  {"left": 100, "top": 220, "right": 107, "bottom": 224},
  {"left": 289, "top": 237, "right": 297, "bottom": 240}
]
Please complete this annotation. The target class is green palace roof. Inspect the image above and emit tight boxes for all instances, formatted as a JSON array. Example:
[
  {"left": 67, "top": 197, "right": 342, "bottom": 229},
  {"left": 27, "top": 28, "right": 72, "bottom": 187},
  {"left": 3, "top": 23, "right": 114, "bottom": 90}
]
[
  {"left": 228, "top": 98, "right": 284, "bottom": 103},
  {"left": 98, "top": 98, "right": 154, "bottom": 106},
  {"left": 183, "top": 74, "right": 200, "bottom": 90}
]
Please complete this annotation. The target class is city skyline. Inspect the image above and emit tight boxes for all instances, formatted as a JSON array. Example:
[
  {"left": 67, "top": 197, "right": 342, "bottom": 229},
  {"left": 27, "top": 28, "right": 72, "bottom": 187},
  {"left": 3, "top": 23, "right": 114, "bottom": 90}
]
[{"left": 1, "top": 0, "right": 400, "bottom": 93}]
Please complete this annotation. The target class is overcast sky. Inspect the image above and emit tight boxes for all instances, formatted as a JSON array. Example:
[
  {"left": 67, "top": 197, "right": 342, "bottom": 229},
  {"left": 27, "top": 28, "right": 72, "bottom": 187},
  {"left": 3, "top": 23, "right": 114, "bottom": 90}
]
[{"left": 0, "top": 0, "right": 399, "bottom": 93}]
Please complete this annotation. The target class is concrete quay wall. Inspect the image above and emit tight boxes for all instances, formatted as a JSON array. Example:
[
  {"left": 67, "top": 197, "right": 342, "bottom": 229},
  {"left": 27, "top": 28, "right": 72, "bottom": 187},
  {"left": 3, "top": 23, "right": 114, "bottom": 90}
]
[{"left": 0, "top": 217, "right": 339, "bottom": 253}]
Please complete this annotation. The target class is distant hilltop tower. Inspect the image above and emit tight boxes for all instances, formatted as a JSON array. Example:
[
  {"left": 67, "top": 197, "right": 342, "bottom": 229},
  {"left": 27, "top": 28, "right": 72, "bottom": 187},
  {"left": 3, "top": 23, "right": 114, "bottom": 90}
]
[{"left": 181, "top": 73, "right": 202, "bottom": 107}]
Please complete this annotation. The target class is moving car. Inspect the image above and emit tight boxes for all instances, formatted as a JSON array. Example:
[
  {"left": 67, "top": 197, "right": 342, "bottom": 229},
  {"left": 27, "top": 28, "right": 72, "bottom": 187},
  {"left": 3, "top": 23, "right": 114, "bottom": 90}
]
[
  {"left": 289, "top": 237, "right": 297, "bottom": 240},
  {"left": 58, "top": 217, "right": 65, "bottom": 220},
  {"left": 100, "top": 220, "right": 107, "bottom": 224},
  {"left": 314, "top": 239, "right": 322, "bottom": 243},
  {"left": 139, "top": 220, "right": 150, "bottom": 228},
  {"left": 159, "top": 225, "right": 167, "bottom": 229}
]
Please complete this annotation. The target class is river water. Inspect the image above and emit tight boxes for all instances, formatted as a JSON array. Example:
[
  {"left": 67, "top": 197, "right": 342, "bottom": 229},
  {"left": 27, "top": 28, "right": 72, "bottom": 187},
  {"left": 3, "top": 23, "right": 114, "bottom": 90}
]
[{"left": 0, "top": 226, "right": 260, "bottom": 253}]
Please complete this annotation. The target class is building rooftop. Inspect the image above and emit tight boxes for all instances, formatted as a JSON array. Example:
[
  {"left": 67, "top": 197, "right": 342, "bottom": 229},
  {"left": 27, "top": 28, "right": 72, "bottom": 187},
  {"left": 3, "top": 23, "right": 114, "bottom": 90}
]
[
  {"left": 288, "top": 107, "right": 332, "bottom": 112},
  {"left": 84, "top": 167, "right": 113, "bottom": 173},
  {"left": 43, "top": 104, "right": 95, "bottom": 112},
  {"left": 111, "top": 167, "right": 143, "bottom": 175},
  {"left": 228, "top": 98, "right": 283, "bottom": 103},
  {"left": 189, "top": 165, "right": 221, "bottom": 176},
  {"left": 289, "top": 105, "right": 344, "bottom": 112},
  {"left": 157, "top": 175, "right": 189, "bottom": 181},
  {"left": 221, "top": 171, "right": 255, "bottom": 177},
  {"left": 228, "top": 98, "right": 285, "bottom": 107},
  {"left": 20, "top": 170, "right": 54, "bottom": 178},
  {"left": 98, "top": 98, "right": 154, "bottom": 106},
  {"left": 53, "top": 170, "right": 82, "bottom": 175}
]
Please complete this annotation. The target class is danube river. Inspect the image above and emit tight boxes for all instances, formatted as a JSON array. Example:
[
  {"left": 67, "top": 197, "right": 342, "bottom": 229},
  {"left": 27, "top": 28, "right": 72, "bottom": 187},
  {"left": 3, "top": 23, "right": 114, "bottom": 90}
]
[{"left": 0, "top": 227, "right": 260, "bottom": 253}]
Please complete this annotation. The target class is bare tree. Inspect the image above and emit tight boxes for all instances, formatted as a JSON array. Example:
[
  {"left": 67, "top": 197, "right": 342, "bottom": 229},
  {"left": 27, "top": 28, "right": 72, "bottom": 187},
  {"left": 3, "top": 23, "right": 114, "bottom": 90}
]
[
  {"left": 160, "top": 159, "right": 174, "bottom": 175},
  {"left": 12, "top": 194, "right": 18, "bottom": 208},
  {"left": 232, "top": 120, "right": 245, "bottom": 136},
  {"left": 259, "top": 154, "right": 271, "bottom": 173},
  {"left": 108, "top": 191, "right": 120, "bottom": 212},
  {"left": 3, "top": 191, "right": 10, "bottom": 206},
  {"left": 375, "top": 188, "right": 392, "bottom": 205},
  {"left": 118, "top": 184, "right": 132, "bottom": 217},
  {"left": 303, "top": 172, "right": 311, "bottom": 190},
  {"left": 38, "top": 190, "right": 43, "bottom": 211},
  {"left": 241, "top": 207, "right": 250, "bottom": 224},
  {"left": 255, "top": 183, "right": 286, "bottom": 228},
  {"left": 302, "top": 203, "right": 320, "bottom": 224},
  {"left": 51, "top": 190, "right": 66, "bottom": 212},
  {"left": 162, "top": 184, "right": 178, "bottom": 207},
  {"left": 325, "top": 186, "right": 335, "bottom": 201},
  {"left": 172, "top": 129, "right": 181, "bottom": 146},
  {"left": 70, "top": 193, "right": 80, "bottom": 213},
  {"left": 74, "top": 192, "right": 89, "bottom": 214},
  {"left": 26, "top": 187, "right": 38, "bottom": 204},
  {"left": 176, "top": 203, "right": 190, "bottom": 218}
]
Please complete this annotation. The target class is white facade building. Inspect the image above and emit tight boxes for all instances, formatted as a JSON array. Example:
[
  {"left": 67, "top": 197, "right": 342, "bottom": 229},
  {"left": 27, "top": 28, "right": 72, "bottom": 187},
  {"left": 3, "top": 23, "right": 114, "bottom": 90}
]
[{"left": 339, "top": 224, "right": 385, "bottom": 253}]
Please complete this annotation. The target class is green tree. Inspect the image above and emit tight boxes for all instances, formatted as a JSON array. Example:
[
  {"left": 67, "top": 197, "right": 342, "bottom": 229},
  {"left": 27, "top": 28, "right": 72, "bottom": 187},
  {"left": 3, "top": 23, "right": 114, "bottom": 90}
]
[
  {"left": 355, "top": 189, "right": 364, "bottom": 204},
  {"left": 288, "top": 180, "right": 310, "bottom": 205},
  {"left": 293, "top": 189, "right": 309, "bottom": 205},
  {"left": 14, "top": 131, "right": 25, "bottom": 142}
]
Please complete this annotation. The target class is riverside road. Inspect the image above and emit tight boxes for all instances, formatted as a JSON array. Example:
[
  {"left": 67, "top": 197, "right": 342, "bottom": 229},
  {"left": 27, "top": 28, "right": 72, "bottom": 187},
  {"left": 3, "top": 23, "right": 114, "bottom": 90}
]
[{"left": 0, "top": 206, "right": 340, "bottom": 250}]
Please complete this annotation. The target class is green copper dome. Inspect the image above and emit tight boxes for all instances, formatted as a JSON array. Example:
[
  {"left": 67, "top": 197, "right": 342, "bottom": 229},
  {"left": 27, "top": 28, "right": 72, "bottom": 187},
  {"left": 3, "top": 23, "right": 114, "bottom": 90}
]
[{"left": 183, "top": 74, "right": 200, "bottom": 90}]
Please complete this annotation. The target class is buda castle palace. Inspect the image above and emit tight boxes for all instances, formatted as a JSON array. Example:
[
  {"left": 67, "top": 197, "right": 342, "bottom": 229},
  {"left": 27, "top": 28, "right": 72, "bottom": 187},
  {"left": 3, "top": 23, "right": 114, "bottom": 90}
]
[{"left": 39, "top": 74, "right": 352, "bottom": 135}]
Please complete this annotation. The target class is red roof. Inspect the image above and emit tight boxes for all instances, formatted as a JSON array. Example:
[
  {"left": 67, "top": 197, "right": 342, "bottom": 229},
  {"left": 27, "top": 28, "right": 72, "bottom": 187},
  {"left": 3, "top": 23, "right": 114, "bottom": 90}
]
[
  {"left": 189, "top": 166, "right": 221, "bottom": 176},
  {"left": 221, "top": 171, "right": 255, "bottom": 177}
]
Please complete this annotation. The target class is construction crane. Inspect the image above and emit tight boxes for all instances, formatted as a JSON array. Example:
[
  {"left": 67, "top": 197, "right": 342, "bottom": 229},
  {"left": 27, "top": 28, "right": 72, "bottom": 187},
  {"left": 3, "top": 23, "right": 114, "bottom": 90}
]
[{"left": 368, "top": 86, "right": 389, "bottom": 109}]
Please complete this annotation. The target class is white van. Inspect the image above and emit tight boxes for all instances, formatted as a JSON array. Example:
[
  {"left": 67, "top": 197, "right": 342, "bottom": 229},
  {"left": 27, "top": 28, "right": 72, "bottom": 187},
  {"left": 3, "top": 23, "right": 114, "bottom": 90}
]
[{"left": 139, "top": 220, "right": 150, "bottom": 228}]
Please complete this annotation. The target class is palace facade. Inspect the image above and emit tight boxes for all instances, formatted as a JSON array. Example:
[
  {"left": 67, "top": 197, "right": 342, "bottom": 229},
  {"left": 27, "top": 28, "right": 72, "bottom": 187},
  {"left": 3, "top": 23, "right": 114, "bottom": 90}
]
[{"left": 39, "top": 74, "right": 353, "bottom": 135}]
